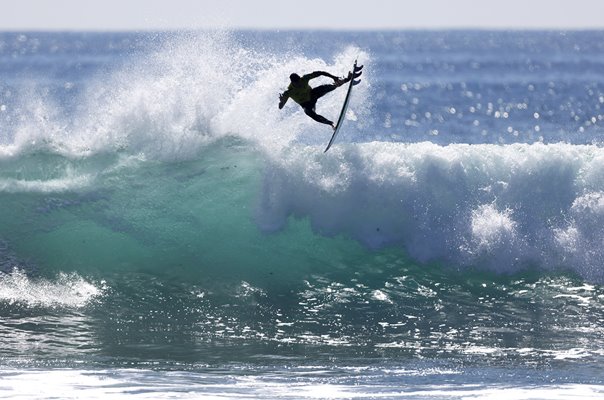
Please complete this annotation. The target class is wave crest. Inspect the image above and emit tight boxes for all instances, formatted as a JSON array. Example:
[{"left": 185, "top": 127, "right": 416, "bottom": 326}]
[{"left": 257, "top": 141, "right": 604, "bottom": 281}]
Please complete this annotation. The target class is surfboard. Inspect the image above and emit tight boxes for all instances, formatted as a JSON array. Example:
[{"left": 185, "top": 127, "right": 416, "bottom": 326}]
[{"left": 324, "top": 60, "right": 363, "bottom": 153}]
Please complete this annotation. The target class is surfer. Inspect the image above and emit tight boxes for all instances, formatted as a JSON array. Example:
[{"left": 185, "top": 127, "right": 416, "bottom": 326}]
[{"left": 278, "top": 70, "right": 353, "bottom": 129}]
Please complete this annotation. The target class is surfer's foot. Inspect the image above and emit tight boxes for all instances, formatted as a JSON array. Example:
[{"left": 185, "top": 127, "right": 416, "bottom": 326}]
[
  {"left": 335, "top": 72, "right": 352, "bottom": 87},
  {"left": 331, "top": 123, "right": 336, "bottom": 130}
]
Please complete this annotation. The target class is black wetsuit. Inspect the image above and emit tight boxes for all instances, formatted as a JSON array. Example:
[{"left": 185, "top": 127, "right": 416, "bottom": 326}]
[{"left": 279, "top": 71, "right": 341, "bottom": 126}]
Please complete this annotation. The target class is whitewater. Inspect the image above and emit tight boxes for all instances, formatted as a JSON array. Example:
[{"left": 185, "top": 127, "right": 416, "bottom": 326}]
[{"left": 1, "top": 30, "right": 604, "bottom": 398}]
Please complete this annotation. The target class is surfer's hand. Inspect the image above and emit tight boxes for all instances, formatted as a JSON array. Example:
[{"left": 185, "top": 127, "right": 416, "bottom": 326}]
[
  {"left": 338, "top": 72, "right": 352, "bottom": 85},
  {"left": 278, "top": 93, "right": 286, "bottom": 109}
]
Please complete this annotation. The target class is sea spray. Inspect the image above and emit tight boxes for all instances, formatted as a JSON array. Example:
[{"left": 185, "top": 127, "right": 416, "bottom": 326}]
[{"left": 0, "top": 268, "right": 103, "bottom": 307}]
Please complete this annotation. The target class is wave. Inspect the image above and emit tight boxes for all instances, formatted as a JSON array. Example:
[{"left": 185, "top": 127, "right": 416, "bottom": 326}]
[
  {"left": 1, "top": 31, "right": 604, "bottom": 284},
  {"left": 1, "top": 139, "right": 603, "bottom": 283}
]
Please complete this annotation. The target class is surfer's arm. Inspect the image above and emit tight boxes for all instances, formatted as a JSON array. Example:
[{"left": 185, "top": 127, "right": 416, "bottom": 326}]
[
  {"left": 303, "top": 71, "right": 340, "bottom": 82},
  {"left": 278, "top": 91, "right": 289, "bottom": 109}
]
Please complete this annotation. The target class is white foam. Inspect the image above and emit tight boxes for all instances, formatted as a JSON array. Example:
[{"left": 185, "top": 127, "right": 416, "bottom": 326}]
[
  {"left": 469, "top": 204, "right": 517, "bottom": 251},
  {"left": 0, "top": 268, "right": 103, "bottom": 308},
  {"left": 256, "top": 141, "right": 604, "bottom": 281},
  {"left": 1, "top": 368, "right": 603, "bottom": 399},
  {"left": 0, "top": 173, "right": 91, "bottom": 193}
]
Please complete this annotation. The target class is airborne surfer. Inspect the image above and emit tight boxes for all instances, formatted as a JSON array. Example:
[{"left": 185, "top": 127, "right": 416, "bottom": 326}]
[{"left": 278, "top": 69, "right": 355, "bottom": 129}]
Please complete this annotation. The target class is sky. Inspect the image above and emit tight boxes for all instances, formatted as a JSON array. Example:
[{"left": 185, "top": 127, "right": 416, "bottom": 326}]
[{"left": 2, "top": 0, "right": 604, "bottom": 31}]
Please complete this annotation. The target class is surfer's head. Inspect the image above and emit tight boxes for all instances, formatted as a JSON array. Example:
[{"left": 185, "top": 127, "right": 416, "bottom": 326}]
[{"left": 289, "top": 73, "right": 301, "bottom": 83}]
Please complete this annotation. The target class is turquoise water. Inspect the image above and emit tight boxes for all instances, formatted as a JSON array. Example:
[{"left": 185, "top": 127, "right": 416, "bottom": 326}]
[{"left": 1, "top": 30, "right": 604, "bottom": 398}]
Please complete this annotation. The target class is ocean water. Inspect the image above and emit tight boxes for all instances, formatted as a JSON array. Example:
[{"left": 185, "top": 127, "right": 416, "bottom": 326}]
[{"left": 1, "top": 29, "right": 604, "bottom": 398}]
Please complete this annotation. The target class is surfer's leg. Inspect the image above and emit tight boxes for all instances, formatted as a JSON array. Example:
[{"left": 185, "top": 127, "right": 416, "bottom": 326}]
[
  {"left": 311, "top": 84, "right": 337, "bottom": 100},
  {"left": 303, "top": 107, "right": 334, "bottom": 127}
]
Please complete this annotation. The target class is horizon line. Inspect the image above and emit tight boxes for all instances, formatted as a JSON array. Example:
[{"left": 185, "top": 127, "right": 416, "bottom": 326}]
[{"left": 2, "top": 26, "right": 604, "bottom": 33}]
